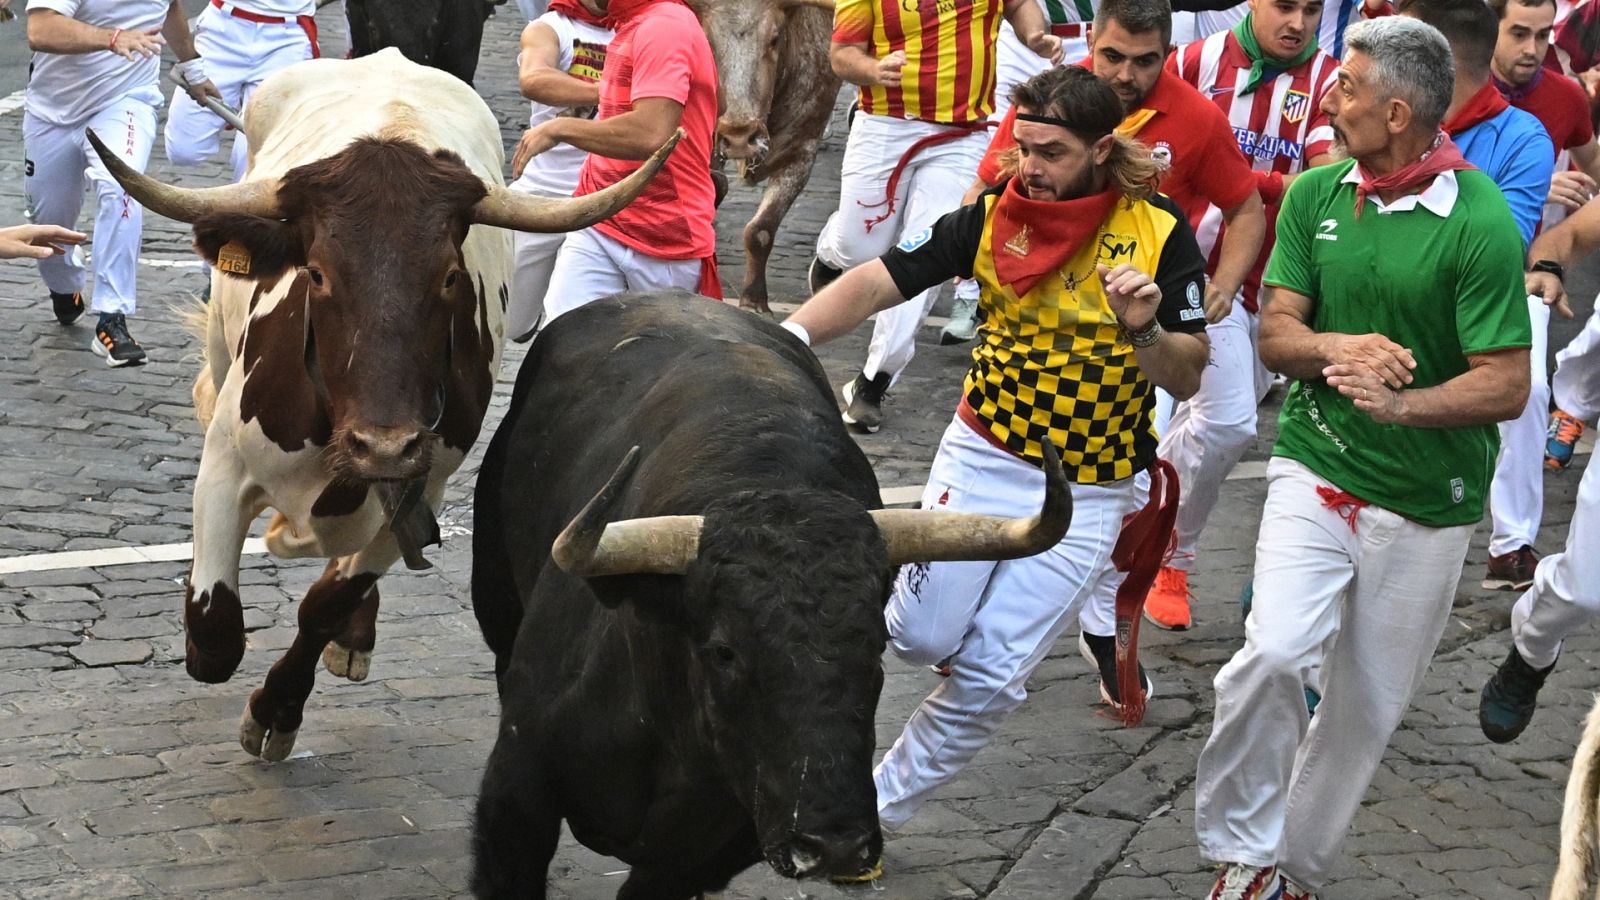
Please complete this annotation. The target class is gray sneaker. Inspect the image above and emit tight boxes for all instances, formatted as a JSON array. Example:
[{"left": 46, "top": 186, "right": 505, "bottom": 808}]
[{"left": 940, "top": 295, "right": 979, "bottom": 345}]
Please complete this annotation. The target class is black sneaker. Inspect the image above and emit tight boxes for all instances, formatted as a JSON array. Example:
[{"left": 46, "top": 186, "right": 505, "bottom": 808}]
[
  {"left": 92, "top": 313, "right": 147, "bottom": 367},
  {"left": 808, "top": 256, "right": 843, "bottom": 295},
  {"left": 1483, "top": 544, "right": 1540, "bottom": 591},
  {"left": 51, "top": 290, "right": 84, "bottom": 326},
  {"left": 1479, "top": 645, "right": 1555, "bottom": 743},
  {"left": 840, "top": 372, "right": 890, "bottom": 433},
  {"left": 1078, "top": 632, "right": 1154, "bottom": 710}
]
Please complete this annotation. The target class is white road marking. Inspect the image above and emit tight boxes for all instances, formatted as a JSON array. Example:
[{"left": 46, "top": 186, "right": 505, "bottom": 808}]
[{"left": 0, "top": 89, "right": 25, "bottom": 119}]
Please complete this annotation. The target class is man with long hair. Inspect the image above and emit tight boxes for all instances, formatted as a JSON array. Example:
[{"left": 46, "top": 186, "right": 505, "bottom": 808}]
[{"left": 783, "top": 64, "right": 1210, "bottom": 844}]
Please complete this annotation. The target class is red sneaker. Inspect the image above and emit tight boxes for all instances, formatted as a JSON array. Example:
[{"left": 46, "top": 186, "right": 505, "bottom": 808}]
[{"left": 1142, "top": 566, "right": 1191, "bottom": 631}]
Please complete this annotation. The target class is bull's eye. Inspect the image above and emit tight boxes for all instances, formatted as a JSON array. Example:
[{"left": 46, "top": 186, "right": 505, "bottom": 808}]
[
  {"left": 707, "top": 643, "right": 737, "bottom": 667},
  {"left": 304, "top": 266, "right": 325, "bottom": 288},
  {"left": 443, "top": 269, "right": 460, "bottom": 291}
]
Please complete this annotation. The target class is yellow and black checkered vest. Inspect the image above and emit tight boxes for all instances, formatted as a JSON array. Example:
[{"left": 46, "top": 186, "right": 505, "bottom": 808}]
[{"left": 963, "top": 192, "right": 1186, "bottom": 484}]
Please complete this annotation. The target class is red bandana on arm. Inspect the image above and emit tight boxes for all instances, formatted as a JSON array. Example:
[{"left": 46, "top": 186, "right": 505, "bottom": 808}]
[
  {"left": 603, "top": 0, "right": 686, "bottom": 27},
  {"left": 1352, "top": 131, "right": 1474, "bottom": 218},
  {"left": 989, "top": 178, "right": 1121, "bottom": 296},
  {"left": 548, "top": 0, "right": 609, "bottom": 26}
]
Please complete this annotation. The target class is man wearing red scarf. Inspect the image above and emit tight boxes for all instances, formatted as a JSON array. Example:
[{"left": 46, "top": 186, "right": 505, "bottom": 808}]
[
  {"left": 1194, "top": 17, "right": 1530, "bottom": 900},
  {"left": 1404, "top": 0, "right": 1559, "bottom": 604},
  {"left": 510, "top": 0, "right": 720, "bottom": 317},
  {"left": 782, "top": 65, "right": 1210, "bottom": 839}
]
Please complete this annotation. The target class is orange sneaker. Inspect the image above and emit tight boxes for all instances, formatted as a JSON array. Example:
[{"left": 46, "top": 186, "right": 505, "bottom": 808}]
[{"left": 1143, "top": 566, "right": 1191, "bottom": 631}]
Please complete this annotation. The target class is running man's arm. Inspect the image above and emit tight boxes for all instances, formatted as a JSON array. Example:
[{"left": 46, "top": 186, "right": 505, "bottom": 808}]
[
  {"left": 28, "top": 8, "right": 163, "bottom": 57},
  {"left": 519, "top": 21, "right": 600, "bottom": 107}
]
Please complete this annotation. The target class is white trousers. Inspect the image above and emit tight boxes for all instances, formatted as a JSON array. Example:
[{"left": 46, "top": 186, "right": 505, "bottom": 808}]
[
  {"left": 507, "top": 183, "right": 572, "bottom": 339},
  {"left": 164, "top": 5, "right": 315, "bottom": 181},
  {"left": 1553, "top": 301, "right": 1600, "bottom": 423},
  {"left": 874, "top": 417, "right": 1138, "bottom": 828},
  {"left": 1194, "top": 458, "right": 1474, "bottom": 889},
  {"left": 1488, "top": 296, "right": 1552, "bottom": 554},
  {"left": 24, "top": 92, "right": 160, "bottom": 316},
  {"left": 542, "top": 227, "right": 704, "bottom": 323},
  {"left": 1159, "top": 301, "right": 1269, "bottom": 570},
  {"left": 1513, "top": 455, "right": 1600, "bottom": 668},
  {"left": 816, "top": 114, "right": 989, "bottom": 384}
]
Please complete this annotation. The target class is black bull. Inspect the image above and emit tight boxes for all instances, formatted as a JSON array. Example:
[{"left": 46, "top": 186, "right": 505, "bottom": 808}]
[
  {"left": 345, "top": 0, "right": 503, "bottom": 85},
  {"left": 468, "top": 293, "right": 1071, "bottom": 898}
]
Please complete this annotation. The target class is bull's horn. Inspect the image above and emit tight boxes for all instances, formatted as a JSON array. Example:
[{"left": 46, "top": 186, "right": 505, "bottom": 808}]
[
  {"left": 781, "top": 0, "right": 837, "bottom": 9},
  {"left": 86, "top": 130, "right": 284, "bottom": 223},
  {"left": 552, "top": 446, "right": 704, "bottom": 578},
  {"left": 472, "top": 128, "right": 684, "bottom": 233},
  {"left": 871, "top": 442, "right": 1072, "bottom": 565}
]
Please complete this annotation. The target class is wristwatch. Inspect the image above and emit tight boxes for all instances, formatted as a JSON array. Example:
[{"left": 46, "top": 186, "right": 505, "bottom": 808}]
[{"left": 1530, "top": 259, "right": 1566, "bottom": 281}]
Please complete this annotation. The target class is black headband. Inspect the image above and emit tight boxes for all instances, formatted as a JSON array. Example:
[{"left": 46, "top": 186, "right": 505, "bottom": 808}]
[{"left": 1015, "top": 111, "right": 1110, "bottom": 138}]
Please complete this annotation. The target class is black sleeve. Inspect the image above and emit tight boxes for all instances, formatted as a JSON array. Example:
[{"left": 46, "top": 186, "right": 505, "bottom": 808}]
[
  {"left": 878, "top": 187, "right": 995, "bottom": 299},
  {"left": 1149, "top": 194, "right": 1209, "bottom": 335}
]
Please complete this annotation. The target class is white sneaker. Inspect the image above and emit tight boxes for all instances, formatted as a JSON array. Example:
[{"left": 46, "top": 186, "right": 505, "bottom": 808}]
[
  {"left": 1208, "top": 863, "right": 1283, "bottom": 900},
  {"left": 939, "top": 295, "right": 979, "bottom": 344}
]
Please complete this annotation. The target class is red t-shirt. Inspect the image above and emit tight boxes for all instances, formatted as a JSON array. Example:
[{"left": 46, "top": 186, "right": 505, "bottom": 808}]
[
  {"left": 575, "top": 2, "right": 718, "bottom": 259},
  {"left": 978, "top": 64, "right": 1258, "bottom": 235},
  {"left": 1497, "top": 69, "right": 1594, "bottom": 155}
]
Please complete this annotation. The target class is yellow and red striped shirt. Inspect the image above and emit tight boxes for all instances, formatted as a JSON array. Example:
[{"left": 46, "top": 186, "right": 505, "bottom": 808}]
[{"left": 833, "top": 0, "right": 1005, "bottom": 125}]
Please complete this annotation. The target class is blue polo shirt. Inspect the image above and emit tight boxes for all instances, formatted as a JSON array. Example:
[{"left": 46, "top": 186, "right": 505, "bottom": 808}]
[{"left": 1453, "top": 105, "right": 1555, "bottom": 248}]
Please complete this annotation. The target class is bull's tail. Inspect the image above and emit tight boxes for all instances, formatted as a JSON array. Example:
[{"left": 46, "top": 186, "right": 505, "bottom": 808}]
[{"left": 1553, "top": 692, "right": 1600, "bottom": 899}]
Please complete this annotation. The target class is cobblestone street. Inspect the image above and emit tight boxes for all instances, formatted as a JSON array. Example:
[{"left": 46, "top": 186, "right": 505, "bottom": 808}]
[{"left": 2, "top": 7, "right": 1599, "bottom": 899}]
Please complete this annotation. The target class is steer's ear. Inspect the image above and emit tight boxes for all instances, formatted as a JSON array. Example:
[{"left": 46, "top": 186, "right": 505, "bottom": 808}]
[{"left": 191, "top": 214, "right": 304, "bottom": 280}]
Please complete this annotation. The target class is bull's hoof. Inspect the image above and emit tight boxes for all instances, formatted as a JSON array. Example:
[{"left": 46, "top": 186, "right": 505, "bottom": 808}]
[
  {"left": 239, "top": 702, "right": 299, "bottom": 761},
  {"left": 321, "top": 642, "right": 371, "bottom": 682},
  {"left": 185, "top": 639, "right": 244, "bottom": 684}
]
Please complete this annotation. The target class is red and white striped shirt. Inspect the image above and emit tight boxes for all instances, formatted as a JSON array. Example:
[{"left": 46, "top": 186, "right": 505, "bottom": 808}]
[{"left": 1168, "top": 31, "right": 1339, "bottom": 311}]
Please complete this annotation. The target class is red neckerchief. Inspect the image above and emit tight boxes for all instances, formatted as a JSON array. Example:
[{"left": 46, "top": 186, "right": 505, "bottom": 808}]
[
  {"left": 1352, "top": 131, "right": 1474, "bottom": 218},
  {"left": 990, "top": 178, "right": 1121, "bottom": 297},
  {"left": 603, "top": 0, "right": 685, "bottom": 27},
  {"left": 1443, "top": 80, "right": 1510, "bottom": 135},
  {"left": 548, "top": 0, "right": 608, "bottom": 27}
]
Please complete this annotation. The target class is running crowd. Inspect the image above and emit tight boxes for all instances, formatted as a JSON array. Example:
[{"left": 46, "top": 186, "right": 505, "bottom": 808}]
[{"left": 13, "top": 0, "right": 1600, "bottom": 896}]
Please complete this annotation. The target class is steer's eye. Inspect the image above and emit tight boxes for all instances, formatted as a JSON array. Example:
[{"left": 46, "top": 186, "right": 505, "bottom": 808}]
[
  {"left": 304, "top": 266, "right": 325, "bottom": 288},
  {"left": 443, "top": 269, "right": 460, "bottom": 291},
  {"left": 707, "top": 643, "right": 737, "bottom": 667}
]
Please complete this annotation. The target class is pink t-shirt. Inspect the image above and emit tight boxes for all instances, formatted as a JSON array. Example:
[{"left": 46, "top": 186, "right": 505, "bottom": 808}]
[{"left": 576, "top": 2, "right": 718, "bottom": 260}]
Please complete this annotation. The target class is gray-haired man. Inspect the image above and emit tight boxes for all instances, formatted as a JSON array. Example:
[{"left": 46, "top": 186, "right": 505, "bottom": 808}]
[{"left": 1191, "top": 16, "right": 1532, "bottom": 900}]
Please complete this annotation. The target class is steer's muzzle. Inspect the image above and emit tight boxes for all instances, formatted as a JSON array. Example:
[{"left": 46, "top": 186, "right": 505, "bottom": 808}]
[
  {"left": 341, "top": 425, "right": 431, "bottom": 481},
  {"left": 773, "top": 829, "right": 877, "bottom": 880},
  {"left": 715, "top": 116, "right": 769, "bottom": 162}
]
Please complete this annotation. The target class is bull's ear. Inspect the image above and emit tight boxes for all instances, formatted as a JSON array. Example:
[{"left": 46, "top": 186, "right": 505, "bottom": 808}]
[{"left": 192, "top": 214, "right": 304, "bottom": 279}]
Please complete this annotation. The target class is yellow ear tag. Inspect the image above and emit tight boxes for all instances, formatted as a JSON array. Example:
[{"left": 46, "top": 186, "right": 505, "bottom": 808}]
[{"left": 216, "top": 241, "right": 252, "bottom": 276}]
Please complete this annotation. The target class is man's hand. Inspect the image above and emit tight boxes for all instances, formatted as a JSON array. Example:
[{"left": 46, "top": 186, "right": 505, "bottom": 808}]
[
  {"left": 1324, "top": 362, "right": 1407, "bottom": 423},
  {"left": 1549, "top": 170, "right": 1597, "bottom": 211},
  {"left": 0, "top": 224, "right": 87, "bottom": 260},
  {"left": 512, "top": 120, "right": 563, "bottom": 178},
  {"left": 1328, "top": 332, "right": 1416, "bottom": 388},
  {"left": 183, "top": 78, "right": 223, "bottom": 106},
  {"left": 875, "top": 50, "right": 906, "bottom": 87},
  {"left": 1527, "top": 271, "right": 1574, "bottom": 319},
  {"left": 113, "top": 28, "right": 164, "bottom": 61},
  {"left": 1098, "top": 263, "right": 1161, "bottom": 330},
  {"left": 1202, "top": 283, "right": 1233, "bottom": 323},
  {"left": 1023, "top": 32, "right": 1064, "bottom": 65}
]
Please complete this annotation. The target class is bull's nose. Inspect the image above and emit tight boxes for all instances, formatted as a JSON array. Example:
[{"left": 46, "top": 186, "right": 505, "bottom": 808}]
[
  {"left": 716, "top": 117, "right": 766, "bottom": 160},
  {"left": 787, "top": 831, "right": 872, "bottom": 879},
  {"left": 345, "top": 425, "right": 428, "bottom": 478}
]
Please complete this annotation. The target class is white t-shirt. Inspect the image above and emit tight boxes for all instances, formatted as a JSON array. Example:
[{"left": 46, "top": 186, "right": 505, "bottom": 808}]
[
  {"left": 511, "top": 10, "right": 615, "bottom": 198},
  {"left": 25, "top": 0, "right": 169, "bottom": 125}
]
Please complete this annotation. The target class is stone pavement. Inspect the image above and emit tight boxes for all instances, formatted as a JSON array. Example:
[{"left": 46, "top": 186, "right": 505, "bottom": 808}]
[{"left": 1, "top": 8, "right": 1598, "bottom": 899}]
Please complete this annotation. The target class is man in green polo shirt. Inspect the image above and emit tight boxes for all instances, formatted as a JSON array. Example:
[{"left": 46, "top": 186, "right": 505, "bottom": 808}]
[{"left": 1190, "top": 16, "right": 1531, "bottom": 900}]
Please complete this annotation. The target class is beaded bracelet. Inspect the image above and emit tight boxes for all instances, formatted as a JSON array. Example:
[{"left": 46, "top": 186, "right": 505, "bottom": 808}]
[{"left": 1125, "top": 319, "right": 1162, "bottom": 348}]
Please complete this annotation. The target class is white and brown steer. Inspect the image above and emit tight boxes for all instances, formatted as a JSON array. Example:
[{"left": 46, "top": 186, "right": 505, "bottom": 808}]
[{"left": 91, "top": 48, "right": 676, "bottom": 761}]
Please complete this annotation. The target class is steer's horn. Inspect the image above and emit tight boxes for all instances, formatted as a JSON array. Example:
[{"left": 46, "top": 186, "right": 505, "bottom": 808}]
[
  {"left": 85, "top": 130, "right": 284, "bottom": 222},
  {"left": 473, "top": 129, "right": 684, "bottom": 233},
  {"left": 552, "top": 446, "right": 704, "bottom": 578},
  {"left": 871, "top": 442, "right": 1072, "bottom": 564}
]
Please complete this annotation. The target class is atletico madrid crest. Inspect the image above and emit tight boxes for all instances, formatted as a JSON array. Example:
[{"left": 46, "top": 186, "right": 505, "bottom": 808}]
[{"left": 1281, "top": 90, "right": 1311, "bottom": 124}]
